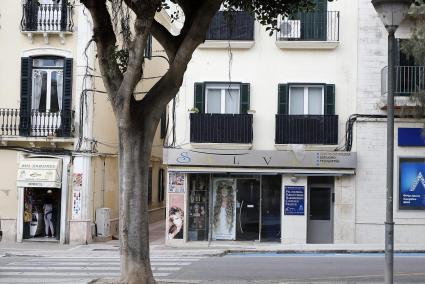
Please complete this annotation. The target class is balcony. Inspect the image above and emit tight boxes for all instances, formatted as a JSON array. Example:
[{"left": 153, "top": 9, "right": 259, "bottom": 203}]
[
  {"left": 381, "top": 66, "right": 425, "bottom": 96},
  {"left": 276, "top": 11, "right": 339, "bottom": 49},
  {"left": 200, "top": 11, "right": 255, "bottom": 49},
  {"left": 275, "top": 115, "right": 338, "bottom": 145},
  {"left": 190, "top": 113, "right": 253, "bottom": 144},
  {"left": 21, "top": 2, "right": 74, "bottom": 43},
  {"left": 0, "top": 109, "right": 73, "bottom": 138}
]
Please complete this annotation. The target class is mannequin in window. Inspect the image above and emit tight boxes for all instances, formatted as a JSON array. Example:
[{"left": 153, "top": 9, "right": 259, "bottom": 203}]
[{"left": 43, "top": 195, "right": 54, "bottom": 238}]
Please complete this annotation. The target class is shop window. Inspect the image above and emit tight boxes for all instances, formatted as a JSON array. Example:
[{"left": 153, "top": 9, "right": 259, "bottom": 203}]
[{"left": 188, "top": 174, "right": 210, "bottom": 241}]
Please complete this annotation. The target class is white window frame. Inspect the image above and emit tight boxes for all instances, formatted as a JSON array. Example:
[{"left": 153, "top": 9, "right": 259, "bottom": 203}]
[
  {"left": 288, "top": 85, "right": 324, "bottom": 115},
  {"left": 205, "top": 83, "right": 241, "bottom": 114}
]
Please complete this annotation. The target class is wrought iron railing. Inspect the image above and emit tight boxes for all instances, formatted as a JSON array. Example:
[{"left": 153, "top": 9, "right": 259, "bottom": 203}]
[
  {"left": 275, "top": 115, "right": 338, "bottom": 144},
  {"left": 21, "top": 2, "right": 74, "bottom": 32},
  {"left": 190, "top": 113, "right": 253, "bottom": 144},
  {"left": 0, "top": 108, "right": 73, "bottom": 137},
  {"left": 206, "top": 11, "right": 255, "bottom": 41},
  {"left": 276, "top": 11, "right": 339, "bottom": 41},
  {"left": 381, "top": 66, "right": 425, "bottom": 96}
]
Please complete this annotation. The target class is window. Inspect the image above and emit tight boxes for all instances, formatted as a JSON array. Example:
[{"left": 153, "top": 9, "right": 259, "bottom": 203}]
[
  {"left": 205, "top": 84, "right": 240, "bottom": 114},
  {"left": 289, "top": 86, "right": 324, "bottom": 115},
  {"left": 278, "top": 83, "right": 335, "bottom": 115},
  {"left": 148, "top": 167, "right": 152, "bottom": 206},
  {"left": 32, "top": 58, "right": 64, "bottom": 113},
  {"left": 194, "top": 82, "right": 250, "bottom": 114},
  {"left": 20, "top": 56, "right": 73, "bottom": 137},
  {"left": 158, "top": 168, "right": 165, "bottom": 203}
]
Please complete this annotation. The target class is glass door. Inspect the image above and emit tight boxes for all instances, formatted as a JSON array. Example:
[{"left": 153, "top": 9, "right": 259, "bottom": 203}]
[
  {"left": 261, "top": 175, "right": 281, "bottom": 242},
  {"left": 236, "top": 178, "right": 260, "bottom": 241}
]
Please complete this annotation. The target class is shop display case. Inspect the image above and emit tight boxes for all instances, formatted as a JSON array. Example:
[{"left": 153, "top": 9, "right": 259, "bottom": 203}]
[{"left": 188, "top": 174, "right": 209, "bottom": 241}]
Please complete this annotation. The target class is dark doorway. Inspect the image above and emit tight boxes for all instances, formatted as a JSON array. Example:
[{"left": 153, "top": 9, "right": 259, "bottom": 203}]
[
  {"left": 236, "top": 178, "right": 260, "bottom": 241},
  {"left": 23, "top": 187, "right": 61, "bottom": 241},
  {"left": 261, "top": 175, "right": 281, "bottom": 242}
]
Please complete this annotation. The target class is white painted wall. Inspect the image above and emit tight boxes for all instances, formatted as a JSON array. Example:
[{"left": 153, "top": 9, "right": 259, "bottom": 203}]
[{"left": 170, "top": 0, "right": 358, "bottom": 150}]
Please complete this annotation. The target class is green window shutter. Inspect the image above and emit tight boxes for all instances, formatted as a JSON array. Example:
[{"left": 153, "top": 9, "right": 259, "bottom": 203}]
[
  {"left": 20, "top": 57, "right": 32, "bottom": 136},
  {"left": 324, "top": 84, "right": 335, "bottom": 115},
  {"left": 240, "top": 83, "right": 250, "bottom": 114},
  {"left": 278, "top": 84, "right": 289, "bottom": 114},
  {"left": 194, "top": 82, "right": 205, "bottom": 113},
  {"left": 59, "top": 58, "right": 73, "bottom": 137}
]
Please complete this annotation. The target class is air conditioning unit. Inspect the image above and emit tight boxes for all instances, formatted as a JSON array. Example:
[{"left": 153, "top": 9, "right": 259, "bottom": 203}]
[
  {"left": 280, "top": 20, "right": 301, "bottom": 39},
  {"left": 96, "top": 208, "right": 111, "bottom": 237}
]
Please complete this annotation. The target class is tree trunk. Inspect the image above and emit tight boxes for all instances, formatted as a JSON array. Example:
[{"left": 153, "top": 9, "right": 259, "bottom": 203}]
[{"left": 118, "top": 115, "right": 156, "bottom": 284}]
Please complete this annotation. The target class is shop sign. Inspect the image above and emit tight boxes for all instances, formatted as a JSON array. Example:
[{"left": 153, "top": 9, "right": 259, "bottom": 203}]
[
  {"left": 284, "top": 186, "right": 305, "bottom": 215},
  {"left": 17, "top": 159, "right": 62, "bottom": 188},
  {"left": 399, "top": 158, "right": 425, "bottom": 210},
  {"left": 398, "top": 128, "right": 425, "bottom": 147},
  {"left": 164, "top": 149, "right": 356, "bottom": 169}
]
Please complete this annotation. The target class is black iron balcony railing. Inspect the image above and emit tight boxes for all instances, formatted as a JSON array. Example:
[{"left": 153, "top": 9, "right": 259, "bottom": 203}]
[
  {"left": 277, "top": 11, "right": 339, "bottom": 41},
  {"left": 382, "top": 66, "right": 425, "bottom": 96},
  {"left": 206, "top": 11, "right": 255, "bottom": 41},
  {"left": 21, "top": 2, "right": 74, "bottom": 32},
  {"left": 190, "top": 113, "right": 253, "bottom": 144},
  {"left": 0, "top": 108, "right": 73, "bottom": 138},
  {"left": 275, "top": 115, "right": 338, "bottom": 145}
]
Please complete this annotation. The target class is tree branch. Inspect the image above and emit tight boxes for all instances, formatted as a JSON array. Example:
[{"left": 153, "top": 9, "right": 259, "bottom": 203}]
[
  {"left": 138, "top": 0, "right": 222, "bottom": 119},
  {"left": 81, "top": 0, "right": 123, "bottom": 99},
  {"left": 151, "top": 20, "right": 178, "bottom": 60}
]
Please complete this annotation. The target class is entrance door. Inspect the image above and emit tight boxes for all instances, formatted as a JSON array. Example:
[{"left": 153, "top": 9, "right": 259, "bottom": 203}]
[
  {"left": 307, "top": 186, "right": 333, "bottom": 243},
  {"left": 261, "top": 175, "right": 281, "bottom": 242},
  {"left": 23, "top": 187, "right": 61, "bottom": 241},
  {"left": 236, "top": 179, "right": 260, "bottom": 241}
]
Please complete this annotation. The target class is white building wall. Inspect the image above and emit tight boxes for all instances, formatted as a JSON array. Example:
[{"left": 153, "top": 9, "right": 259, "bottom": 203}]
[
  {"left": 173, "top": 0, "right": 358, "bottom": 151},
  {"left": 355, "top": 0, "right": 425, "bottom": 244}
]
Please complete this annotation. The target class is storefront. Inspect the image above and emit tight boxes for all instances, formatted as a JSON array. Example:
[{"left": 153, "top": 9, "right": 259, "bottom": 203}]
[
  {"left": 16, "top": 157, "right": 70, "bottom": 243},
  {"left": 164, "top": 149, "right": 357, "bottom": 244}
]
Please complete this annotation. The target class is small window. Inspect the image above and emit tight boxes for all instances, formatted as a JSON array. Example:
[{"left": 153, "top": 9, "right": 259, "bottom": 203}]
[
  {"left": 205, "top": 84, "right": 240, "bottom": 114},
  {"left": 148, "top": 167, "right": 152, "bottom": 205},
  {"left": 289, "top": 85, "right": 324, "bottom": 115}
]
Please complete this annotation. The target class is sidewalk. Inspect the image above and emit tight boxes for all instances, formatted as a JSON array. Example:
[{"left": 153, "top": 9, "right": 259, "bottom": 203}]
[{"left": 2, "top": 219, "right": 425, "bottom": 257}]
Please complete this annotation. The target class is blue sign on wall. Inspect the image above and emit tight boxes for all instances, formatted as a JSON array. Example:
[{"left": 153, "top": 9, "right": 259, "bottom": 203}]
[
  {"left": 399, "top": 158, "right": 425, "bottom": 210},
  {"left": 398, "top": 128, "right": 425, "bottom": 147},
  {"left": 284, "top": 186, "right": 305, "bottom": 215}
]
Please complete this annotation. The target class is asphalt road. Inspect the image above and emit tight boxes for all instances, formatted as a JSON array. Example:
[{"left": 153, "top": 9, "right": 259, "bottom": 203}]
[
  {"left": 2, "top": 252, "right": 425, "bottom": 283},
  {"left": 170, "top": 252, "right": 425, "bottom": 283}
]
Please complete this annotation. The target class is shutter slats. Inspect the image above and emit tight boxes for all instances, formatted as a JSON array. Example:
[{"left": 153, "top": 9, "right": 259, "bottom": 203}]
[
  {"left": 19, "top": 57, "right": 32, "bottom": 136},
  {"left": 60, "top": 58, "right": 73, "bottom": 137},
  {"left": 194, "top": 83, "right": 205, "bottom": 113},
  {"left": 240, "top": 83, "right": 250, "bottom": 114},
  {"left": 278, "top": 84, "right": 289, "bottom": 115},
  {"left": 325, "top": 84, "right": 335, "bottom": 115}
]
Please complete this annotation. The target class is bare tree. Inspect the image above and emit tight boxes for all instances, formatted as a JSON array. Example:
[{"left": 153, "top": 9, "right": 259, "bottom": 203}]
[{"left": 80, "top": 0, "right": 321, "bottom": 283}]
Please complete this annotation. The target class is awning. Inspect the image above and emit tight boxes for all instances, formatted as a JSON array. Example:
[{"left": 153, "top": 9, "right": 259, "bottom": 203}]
[
  {"left": 17, "top": 158, "right": 63, "bottom": 188},
  {"left": 167, "top": 166, "right": 355, "bottom": 176}
]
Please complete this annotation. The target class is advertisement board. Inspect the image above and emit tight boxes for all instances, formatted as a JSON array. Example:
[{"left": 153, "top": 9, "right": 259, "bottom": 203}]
[
  {"left": 284, "top": 186, "right": 305, "bottom": 215},
  {"left": 399, "top": 158, "right": 425, "bottom": 210}
]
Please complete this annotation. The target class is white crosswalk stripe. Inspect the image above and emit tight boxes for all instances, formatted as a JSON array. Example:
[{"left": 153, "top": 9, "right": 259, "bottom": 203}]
[{"left": 0, "top": 255, "right": 204, "bottom": 283}]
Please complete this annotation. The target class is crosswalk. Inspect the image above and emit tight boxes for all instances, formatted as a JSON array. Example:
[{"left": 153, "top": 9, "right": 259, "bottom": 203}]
[{"left": 0, "top": 255, "right": 204, "bottom": 283}]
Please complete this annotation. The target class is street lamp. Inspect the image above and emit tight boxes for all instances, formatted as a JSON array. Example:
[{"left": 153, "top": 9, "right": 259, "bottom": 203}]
[{"left": 371, "top": 0, "right": 413, "bottom": 283}]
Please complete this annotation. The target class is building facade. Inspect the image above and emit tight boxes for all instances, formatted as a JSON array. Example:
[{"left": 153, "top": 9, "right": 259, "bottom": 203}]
[
  {"left": 164, "top": 0, "right": 425, "bottom": 245},
  {"left": 164, "top": 0, "right": 359, "bottom": 244},
  {"left": 0, "top": 0, "right": 168, "bottom": 244}
]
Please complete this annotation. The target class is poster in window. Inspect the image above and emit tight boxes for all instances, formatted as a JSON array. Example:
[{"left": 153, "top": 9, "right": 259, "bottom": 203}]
[
  {"left": 168, "top": 194, "right": 184, "bottom": 239},
  {"left": 399, "top": 158, "right": 425, "bottom": 209},
  {"left": 169, "top": 173, "right": 185, "bottom": 193},
  {"left": 212, "top": 178, "right": 236, "bottom": 240}
]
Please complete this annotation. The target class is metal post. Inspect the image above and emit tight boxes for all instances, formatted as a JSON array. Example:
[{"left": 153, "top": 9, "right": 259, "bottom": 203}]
[{"left": 385, "top": 29, "right": 396, "bottom": 284}]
